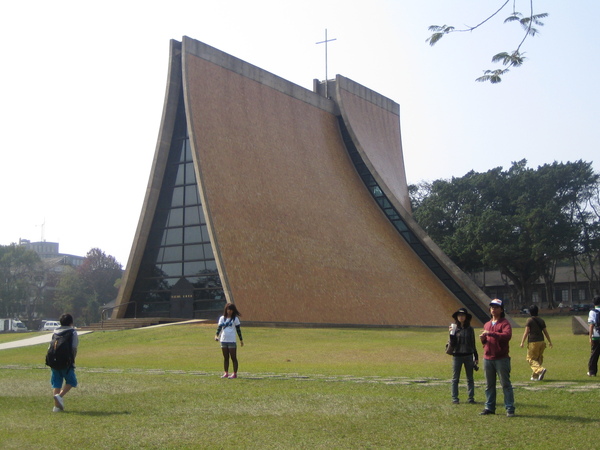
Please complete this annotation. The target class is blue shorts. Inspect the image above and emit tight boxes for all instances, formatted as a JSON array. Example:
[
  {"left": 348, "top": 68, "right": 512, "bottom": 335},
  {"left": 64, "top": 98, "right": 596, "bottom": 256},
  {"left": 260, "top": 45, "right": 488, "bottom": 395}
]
[
  {"left": 220, "top": 342, "right": 237, "bottom": 349},
  {"left": 50, "top": 367, "right": 78, "bottom": 389}
]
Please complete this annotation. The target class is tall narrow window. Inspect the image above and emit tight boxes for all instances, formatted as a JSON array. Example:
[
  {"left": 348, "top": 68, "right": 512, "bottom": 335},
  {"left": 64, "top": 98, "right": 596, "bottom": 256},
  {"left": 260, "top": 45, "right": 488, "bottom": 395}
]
[{"left": 129, "top": 91, "right": 225, "bottom": 319}]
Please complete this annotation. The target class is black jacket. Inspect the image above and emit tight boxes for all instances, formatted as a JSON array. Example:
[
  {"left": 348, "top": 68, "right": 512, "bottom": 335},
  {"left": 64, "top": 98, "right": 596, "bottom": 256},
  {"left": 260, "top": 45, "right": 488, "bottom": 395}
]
[{"left": 450, "top": 326, "right": 478, "bottom": 360}]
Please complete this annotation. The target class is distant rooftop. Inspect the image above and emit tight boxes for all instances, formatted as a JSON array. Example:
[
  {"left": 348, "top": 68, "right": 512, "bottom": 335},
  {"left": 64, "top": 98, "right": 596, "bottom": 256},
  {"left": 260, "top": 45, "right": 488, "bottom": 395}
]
[{"left": 19, "top": 239, "right": 84, "bottom": 266}]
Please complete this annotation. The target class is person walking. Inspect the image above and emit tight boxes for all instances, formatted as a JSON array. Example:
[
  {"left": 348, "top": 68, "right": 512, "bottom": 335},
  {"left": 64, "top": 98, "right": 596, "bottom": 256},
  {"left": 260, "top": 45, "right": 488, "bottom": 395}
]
[
  {"left": 479, "top": 299, "right": 515, "bottom": 417},
  {"left": 48, "top": 313, "right": 79, "bottom": 412},
  {"left": 215, "top": 303, "right": 244, "bottom": 379},
  {"left": 449, "top": 308, "right": 479, "bottom": 404},
  {"left": 587, "top": 296, "right": 600, "bottom": 377},
  {"left": 520, "top": 305, "right": 553, "bottom": 381}
]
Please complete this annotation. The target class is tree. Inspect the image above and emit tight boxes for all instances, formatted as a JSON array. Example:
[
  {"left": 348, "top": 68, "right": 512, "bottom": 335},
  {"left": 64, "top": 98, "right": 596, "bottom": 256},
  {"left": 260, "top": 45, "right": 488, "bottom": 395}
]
[
  {"left": 427, "top": 1, "right": 548, "bottom": 83},
  {"left": 512, "top": 161, "right": 597, "bottom": 307},
  {"left": 0, "top": 244, "right": 43, "bottom": 318},
  {"left": 79, "top": 248, "right": 122, "bottom": 306},
  {"left": 53, "top": 248, "right": 122, "bottom": 325},
  {"left": 412, "top": 160, "right": 599, "bottom": 308},
  {"left": 572, "top": 183, "right": 600, "bottom": 296},
  {"left": 54, "top": 267, "right": 90, "bottom": 323}
]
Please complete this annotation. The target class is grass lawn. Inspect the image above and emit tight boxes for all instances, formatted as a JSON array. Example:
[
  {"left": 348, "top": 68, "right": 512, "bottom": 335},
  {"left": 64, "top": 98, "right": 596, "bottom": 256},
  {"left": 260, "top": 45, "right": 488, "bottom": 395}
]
[{"left": 0, "top": 315, "right": 598, "bottom": 448}]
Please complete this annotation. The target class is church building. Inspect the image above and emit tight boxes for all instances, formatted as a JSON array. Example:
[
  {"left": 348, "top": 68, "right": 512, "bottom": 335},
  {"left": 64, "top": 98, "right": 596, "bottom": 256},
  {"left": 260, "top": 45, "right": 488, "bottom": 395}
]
[{"left": 113, "top": 36, "right": 492, "bottom": 326}]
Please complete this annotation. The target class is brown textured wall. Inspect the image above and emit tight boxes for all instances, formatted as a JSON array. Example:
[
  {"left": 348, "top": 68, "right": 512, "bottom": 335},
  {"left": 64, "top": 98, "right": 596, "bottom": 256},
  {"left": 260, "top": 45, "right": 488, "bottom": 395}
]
[
  {"left": 183, "top": 52, "right": 468, "bottom": 326},
  {"left": 336, "top": 77, "right": 492, "bottom": 325}
]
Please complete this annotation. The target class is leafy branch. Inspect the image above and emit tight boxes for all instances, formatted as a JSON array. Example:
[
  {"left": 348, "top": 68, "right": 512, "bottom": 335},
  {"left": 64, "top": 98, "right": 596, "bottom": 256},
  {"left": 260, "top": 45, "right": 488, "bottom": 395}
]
[{"left": 426, "top": 1, "right": 548, "bottom": 83}]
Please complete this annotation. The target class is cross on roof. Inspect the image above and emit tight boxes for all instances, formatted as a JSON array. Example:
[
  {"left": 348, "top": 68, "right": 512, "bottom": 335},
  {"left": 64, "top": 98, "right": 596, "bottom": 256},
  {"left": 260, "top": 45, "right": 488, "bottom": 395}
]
[{"left": 316, "top": 29, "right": 337, "bottom": 98}]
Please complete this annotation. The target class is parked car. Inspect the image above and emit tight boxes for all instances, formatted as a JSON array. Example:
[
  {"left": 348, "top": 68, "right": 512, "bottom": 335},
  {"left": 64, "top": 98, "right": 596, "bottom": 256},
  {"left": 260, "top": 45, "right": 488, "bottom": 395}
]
[
  {"left": 42, "top": 320, "right": 61, "bottom": 331},
  {"left": 0, "top": 318, "right": 28, "bottom": 332}
]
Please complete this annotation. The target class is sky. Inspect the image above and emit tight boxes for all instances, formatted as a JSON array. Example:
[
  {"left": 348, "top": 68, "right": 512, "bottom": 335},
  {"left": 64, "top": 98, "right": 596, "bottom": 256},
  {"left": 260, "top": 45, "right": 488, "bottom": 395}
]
[{"left": 1, "top": 0, "right": 598, "bottom": 266}]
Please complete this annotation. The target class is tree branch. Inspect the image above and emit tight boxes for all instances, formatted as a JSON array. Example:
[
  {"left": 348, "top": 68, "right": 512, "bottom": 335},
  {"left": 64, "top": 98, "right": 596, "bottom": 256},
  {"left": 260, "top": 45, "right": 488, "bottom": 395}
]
[{"left": 427, "top": 0, "right": 548, "bottom": 83}]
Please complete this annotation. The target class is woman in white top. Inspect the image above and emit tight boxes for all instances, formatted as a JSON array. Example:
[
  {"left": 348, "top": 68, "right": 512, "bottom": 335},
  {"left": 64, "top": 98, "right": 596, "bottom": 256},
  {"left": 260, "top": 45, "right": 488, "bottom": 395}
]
[{"left": 215, "top": 303, "right": 244, "bottom": 379}]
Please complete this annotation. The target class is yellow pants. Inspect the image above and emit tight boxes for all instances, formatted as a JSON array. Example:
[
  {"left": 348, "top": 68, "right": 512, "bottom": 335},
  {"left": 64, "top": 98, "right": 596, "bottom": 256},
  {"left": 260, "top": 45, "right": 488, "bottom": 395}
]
[{"left": 527, "top": 341, "right": 546, "bottom": 378}]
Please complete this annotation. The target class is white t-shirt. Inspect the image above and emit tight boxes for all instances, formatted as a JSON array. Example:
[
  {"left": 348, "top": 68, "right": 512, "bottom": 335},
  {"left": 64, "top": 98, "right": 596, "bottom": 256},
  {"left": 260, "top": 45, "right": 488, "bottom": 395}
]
[
  {"left": 218, "top": 316, "right": 241, "bottom": 342},
  {"left": 588, "top": 308, "right": 600, "bottom": 339}
]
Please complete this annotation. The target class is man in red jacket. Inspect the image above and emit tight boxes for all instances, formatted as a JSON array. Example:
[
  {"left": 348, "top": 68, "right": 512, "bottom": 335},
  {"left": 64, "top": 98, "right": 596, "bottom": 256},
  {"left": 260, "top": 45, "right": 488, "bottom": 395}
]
[{"left": 479, "top": 299, "right": 515, "bottom": 417}]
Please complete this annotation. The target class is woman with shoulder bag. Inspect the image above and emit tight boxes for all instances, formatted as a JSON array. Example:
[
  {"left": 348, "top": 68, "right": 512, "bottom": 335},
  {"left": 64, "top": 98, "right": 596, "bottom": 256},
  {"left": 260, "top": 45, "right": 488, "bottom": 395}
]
[{"left": 449, "top": 308, "right": 479, "bottom": 404}]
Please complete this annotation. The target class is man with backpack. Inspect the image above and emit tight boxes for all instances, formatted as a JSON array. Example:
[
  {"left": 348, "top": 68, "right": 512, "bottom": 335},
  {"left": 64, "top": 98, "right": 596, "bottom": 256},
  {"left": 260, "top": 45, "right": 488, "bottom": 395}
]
[
  {"left": 46, "top": 313, "right": 78, "bottom": 412},
  {"left": 588, "top": 296, "right": 600, "bottom": 377}
]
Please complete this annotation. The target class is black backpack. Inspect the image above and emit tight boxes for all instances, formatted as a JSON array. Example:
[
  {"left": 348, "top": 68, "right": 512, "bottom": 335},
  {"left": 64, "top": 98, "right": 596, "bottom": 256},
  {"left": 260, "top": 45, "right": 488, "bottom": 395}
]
[
  {"left": 594, "top": 309, "right": 600, "bottom": 330},
  {"left": 45, "top": 328, "right": 75, "bottom": 369}
]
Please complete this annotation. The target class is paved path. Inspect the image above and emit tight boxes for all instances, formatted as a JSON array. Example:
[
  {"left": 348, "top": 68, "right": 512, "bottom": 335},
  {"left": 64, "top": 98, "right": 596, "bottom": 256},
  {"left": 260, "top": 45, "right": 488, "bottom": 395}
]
[
  {"left": 0, "top": 331, "right": 93, "bottom": 350},
  {"left": 0, "top": 320, "right": 203, "bottom": 351}
]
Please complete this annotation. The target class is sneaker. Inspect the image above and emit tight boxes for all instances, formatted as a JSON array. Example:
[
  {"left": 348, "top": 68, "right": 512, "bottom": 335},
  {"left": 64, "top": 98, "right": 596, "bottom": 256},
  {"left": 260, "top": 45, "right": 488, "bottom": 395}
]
[
  {"left": 530, "top": 377, "right": 537, "bottom": 381},
  {"left": 467, "top": 399, "right": 476, "bottom": 404},
  {"left": 538, "top": 368, "right": 547, "bottom": 381},
  {"left": 228, "top": 373, "right": 237, "bottom": 379},
  {"left": 52, "top": 407, "right": 62, "bottom": 412},
  {"left": 587, "top": 372, "right": 596, "bottom": 377},
  {"left": 452, "top": 400, "right": 459, "bottom": 404},
  {"left": 506, "top": 411, "right": 515, "bottom": 417},
  {"left": 221, "top": 373, "right": 229, "bottom": 378},
  {"left": 479, "top": 409, "right": 495, "bottom": 415},
  {"left": 54, "top": 394, "right": 64, "bottom": 411}
]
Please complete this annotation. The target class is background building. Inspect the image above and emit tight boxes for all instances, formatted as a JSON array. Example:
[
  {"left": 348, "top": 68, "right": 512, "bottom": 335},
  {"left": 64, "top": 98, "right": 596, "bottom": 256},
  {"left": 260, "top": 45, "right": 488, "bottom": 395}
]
[
  {"left": 114, "top": 37, "right": 494, "bottom": 327},
  {"left": 19, "top": 238, "right": 84, "bottom": 268},
  {"left": 470, "top": 266, "right": 599, "bottom": 311}
]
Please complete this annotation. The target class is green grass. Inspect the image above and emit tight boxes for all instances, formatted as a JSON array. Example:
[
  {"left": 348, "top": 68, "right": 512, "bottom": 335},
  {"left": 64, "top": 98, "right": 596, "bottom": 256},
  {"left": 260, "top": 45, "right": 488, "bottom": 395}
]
[{"left": 1, "top": 316, "right": 598, "bottom": 448}]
